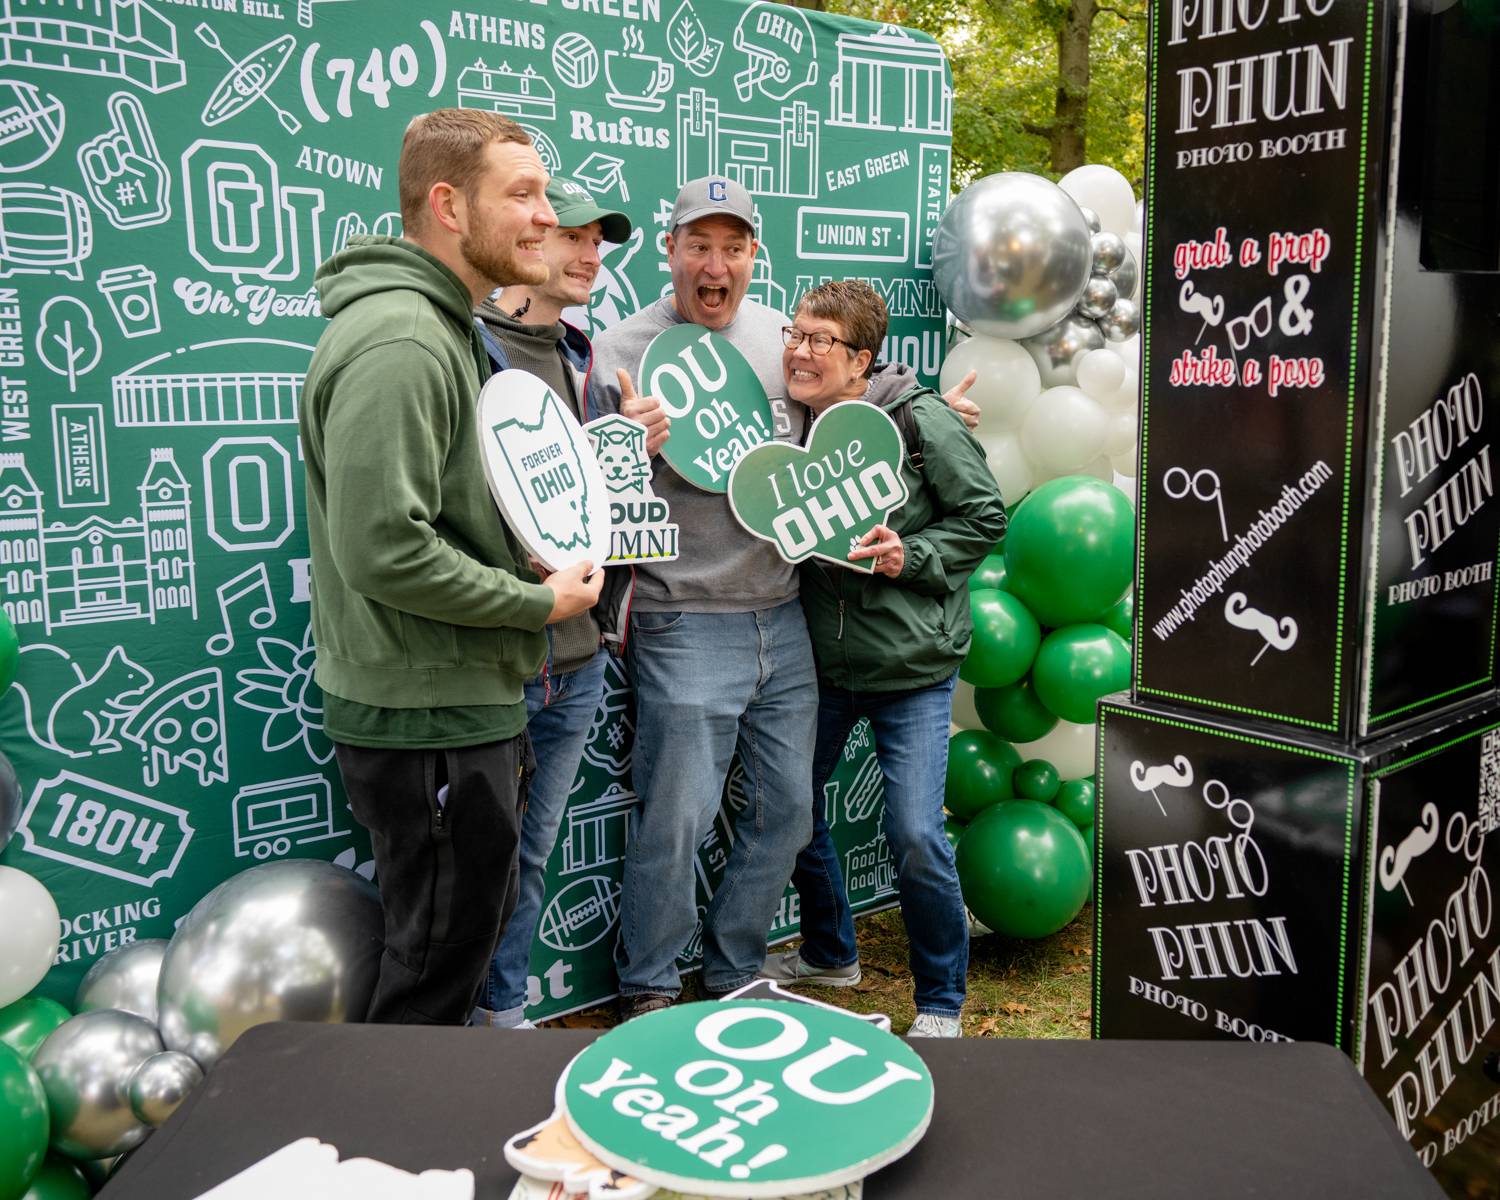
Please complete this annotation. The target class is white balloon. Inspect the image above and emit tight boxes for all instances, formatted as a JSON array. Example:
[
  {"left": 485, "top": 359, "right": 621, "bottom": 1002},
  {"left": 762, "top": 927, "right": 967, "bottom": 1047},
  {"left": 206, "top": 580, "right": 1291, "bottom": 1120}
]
[
  {"left": 1133, "top": 199, "right": 1144, "bottom": 235},
  {"left": 1099, "top": 367, "right": 1138, "bottom": 416},
  {"left": 1079, "top": 454, "right": 1114, "bottom": 482},
  {"left": 940, "top": 334, "right": 1042, "bottom": 434},
  {"left": 1075, "top": 349, "right": 1126, "bottom": 401},
  {"left": 1123, "top": 232, "right": 1144, "bottom": 300},
  {"left": 1109, "top": 333, "right": 1141, "bottom": 372},
  {"left": 1019, "top": 386, "right": 1109, "bottom": 475},
  {"left": 0, "top": 865, "right": 61, "bottom": 1007},
  {"left": 1058, "top": 164, "right": 1137, "bottom": 238},
  {"left": 1013, "top": 719, "right": 1098, "bottom": 781},
  {"left": 979, "top": 432, "right": 1036, "bottom": 505},
  {"left": 1111, "top": 450, "right": 1140, "bottom": 480},
  {"left": 952, "top": 679, "right": 984, "bottom": 731},
  {"left": 1105, "top": 411, "right": 1138, "bottom": 457}
]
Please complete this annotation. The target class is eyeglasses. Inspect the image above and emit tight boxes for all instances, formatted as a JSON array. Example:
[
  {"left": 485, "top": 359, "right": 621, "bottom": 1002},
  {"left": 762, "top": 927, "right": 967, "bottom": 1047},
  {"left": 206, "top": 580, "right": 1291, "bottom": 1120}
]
[{"left": 781, "top": 326, "right": 857, "bottom": 356}]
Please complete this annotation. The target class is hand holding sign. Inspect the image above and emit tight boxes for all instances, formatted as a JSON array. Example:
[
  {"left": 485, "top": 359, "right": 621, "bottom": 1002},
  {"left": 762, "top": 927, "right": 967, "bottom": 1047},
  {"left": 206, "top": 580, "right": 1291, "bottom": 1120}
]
[
  {"left": 729, "top": 402, "right": 910, "bottom": 570},
  {"left": 544, "top": 559, "right": 605, "bottom": 623},
  {"left": 617, "top": 368, "right": 670, "bottom": 457},
  {"left": 850, "top": 524, "right": 904, "bottom": 577}
]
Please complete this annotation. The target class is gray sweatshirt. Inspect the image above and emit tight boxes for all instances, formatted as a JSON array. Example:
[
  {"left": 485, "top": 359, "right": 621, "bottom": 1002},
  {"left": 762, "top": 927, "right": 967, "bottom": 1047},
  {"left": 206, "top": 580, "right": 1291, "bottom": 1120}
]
[{"left": 589, "top": 295, "right": 808, "bottom": 613}]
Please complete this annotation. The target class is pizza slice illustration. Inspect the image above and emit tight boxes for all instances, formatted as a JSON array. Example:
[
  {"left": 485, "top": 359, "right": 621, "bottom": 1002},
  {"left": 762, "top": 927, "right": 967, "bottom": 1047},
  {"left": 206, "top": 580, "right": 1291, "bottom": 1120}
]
[{"left": 121, "top": 668, "right": 230, "bottom": 788}]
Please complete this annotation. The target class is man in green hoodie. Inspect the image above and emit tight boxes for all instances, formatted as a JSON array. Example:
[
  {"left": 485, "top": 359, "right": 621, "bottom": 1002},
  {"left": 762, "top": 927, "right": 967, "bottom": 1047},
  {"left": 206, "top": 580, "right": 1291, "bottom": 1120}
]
[{"left": 301, "top": 109, "right": 604, "bottom": 1026}]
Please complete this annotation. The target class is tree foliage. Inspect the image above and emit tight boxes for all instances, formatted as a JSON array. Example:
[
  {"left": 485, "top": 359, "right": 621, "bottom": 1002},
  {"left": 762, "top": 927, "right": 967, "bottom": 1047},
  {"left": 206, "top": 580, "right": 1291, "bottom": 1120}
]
[{"left": 803, "top": 0, "right": 1146, "bottom": 189}]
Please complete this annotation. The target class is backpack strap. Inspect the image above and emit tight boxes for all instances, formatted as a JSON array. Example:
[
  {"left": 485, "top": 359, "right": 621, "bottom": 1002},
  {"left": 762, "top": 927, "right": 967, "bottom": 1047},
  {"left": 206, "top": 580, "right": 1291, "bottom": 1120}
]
[{"left": 890, "top": 397, "right": 923, "bottom": 471}]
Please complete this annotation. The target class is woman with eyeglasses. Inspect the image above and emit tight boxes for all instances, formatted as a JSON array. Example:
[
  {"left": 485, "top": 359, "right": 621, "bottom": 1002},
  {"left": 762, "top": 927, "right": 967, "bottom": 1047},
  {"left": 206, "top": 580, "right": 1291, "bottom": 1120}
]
[{"left": 759, "top": 280, "right": 1007, "bottom": 1037}]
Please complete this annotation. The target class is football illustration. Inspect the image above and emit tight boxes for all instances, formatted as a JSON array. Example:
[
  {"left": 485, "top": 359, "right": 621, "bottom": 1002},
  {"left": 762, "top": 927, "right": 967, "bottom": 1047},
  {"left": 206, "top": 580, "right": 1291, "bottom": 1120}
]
[
  {"left": 537, "top": 874, "right": 621, "bottom": 952},
  {"left": 0, "top": 81, "right": 64, "bottom": 174}
]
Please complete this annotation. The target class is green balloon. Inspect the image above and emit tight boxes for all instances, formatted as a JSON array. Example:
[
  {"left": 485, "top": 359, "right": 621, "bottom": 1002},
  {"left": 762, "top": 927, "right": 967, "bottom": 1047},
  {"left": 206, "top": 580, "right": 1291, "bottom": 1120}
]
[
  {"left": 960, "top": 589, "right": 1040, "bottom": 688},
  {"left": 976, "top": 677, "right": 1057, "bottom": 744},
  {"left": 19, "top": 1157, "right": 89, "bottom": 1200},
  {"left": 0, "top": 608, "right": 15, "bottom": 694},
  {"left": 944, "top": 730, "right": 1020, "bottom": 821},
  {"left": 1101, "top": 591, "right": 1134, "bottom": 639},
  {"left": 968, "top": 553, "right": 1008, "bottom": 593},
  {"left": 0, "top": 1000, "right": 69, "bottom": 1063},
  {"left": 955, "top": 801, "right": 1092, "bottom": 939},
  {"left": 1014, "top": 758, "right": 1060, "bottom": 803},
  {"left": 0, "top": 1041, "right": 48, "bottom": 1200},
  {"left": 1003, "top": 477, "right": 1134, "bottom": 627},
  {"left": 1083, "top": 823, "right": 1096, "bottom": 857},
  {"left": 1056, "top": 778, "right": 1097, "bottom": 829},
  {"left": 942, "top": 817, "right": 966, "bottom": 851},
  {"left": 1031, "top": 623, "right": 1132, "bottom": 724}
]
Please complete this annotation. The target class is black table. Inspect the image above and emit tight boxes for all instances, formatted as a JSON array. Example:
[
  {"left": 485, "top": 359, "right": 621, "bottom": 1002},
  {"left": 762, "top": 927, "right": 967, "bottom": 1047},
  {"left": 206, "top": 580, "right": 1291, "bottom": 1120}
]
[{"left": 101, "top": 1023, "right": 1442, "bottom": 1199}]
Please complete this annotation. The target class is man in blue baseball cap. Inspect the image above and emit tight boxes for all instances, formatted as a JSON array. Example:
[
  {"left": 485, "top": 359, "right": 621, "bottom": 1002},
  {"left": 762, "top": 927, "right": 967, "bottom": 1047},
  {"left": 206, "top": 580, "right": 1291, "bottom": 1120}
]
[{"left": 471, "top": 176, "right": 633, "bottom": 1029}]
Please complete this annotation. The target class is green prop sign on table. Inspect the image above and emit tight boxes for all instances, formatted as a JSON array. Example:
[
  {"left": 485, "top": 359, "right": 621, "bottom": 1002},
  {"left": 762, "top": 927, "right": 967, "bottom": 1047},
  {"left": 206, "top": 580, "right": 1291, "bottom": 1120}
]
[
  {"left": 560, "top": 1000, "right": 932, "bottom": 1197},
  {"left": 642, "top": 325, "right": 775, "bottom": 492},
  {"left": 728, "top": 404, "right": 908, "bottom": 570}
]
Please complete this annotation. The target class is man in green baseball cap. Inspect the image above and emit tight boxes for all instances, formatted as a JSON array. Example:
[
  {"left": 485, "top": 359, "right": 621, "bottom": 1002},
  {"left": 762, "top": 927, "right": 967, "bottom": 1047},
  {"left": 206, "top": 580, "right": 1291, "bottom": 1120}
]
[{"left": 470, "top": 176, "right": 633, "bottom": 1030}]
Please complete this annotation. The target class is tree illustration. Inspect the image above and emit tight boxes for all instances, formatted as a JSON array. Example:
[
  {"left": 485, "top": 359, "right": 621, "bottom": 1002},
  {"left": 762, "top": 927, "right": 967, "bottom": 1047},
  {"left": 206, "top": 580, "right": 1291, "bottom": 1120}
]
[{"left": 36, "top": 297, "right": 102, "bottom": 394}]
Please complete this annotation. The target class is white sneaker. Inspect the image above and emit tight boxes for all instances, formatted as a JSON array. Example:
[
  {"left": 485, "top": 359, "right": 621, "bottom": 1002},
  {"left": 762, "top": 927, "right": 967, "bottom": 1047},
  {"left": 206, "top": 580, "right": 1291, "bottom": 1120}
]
[
  {"left": 907, "top": 1013, "right": 962, "bottom": 1038},
  {"left": 758, "top": 950, "right": 862, "bottom": 987}
]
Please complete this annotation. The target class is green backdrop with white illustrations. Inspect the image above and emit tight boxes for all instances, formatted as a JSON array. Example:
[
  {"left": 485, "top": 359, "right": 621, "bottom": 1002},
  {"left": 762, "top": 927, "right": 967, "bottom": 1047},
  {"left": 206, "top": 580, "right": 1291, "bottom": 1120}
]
[{"left": 0, "top": 0, "right": 951, "bottom": 1020}]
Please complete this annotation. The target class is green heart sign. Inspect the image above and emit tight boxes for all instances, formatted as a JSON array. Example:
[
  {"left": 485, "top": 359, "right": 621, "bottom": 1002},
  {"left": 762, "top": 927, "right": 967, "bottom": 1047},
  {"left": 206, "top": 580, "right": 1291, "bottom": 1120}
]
[
  {"left": 560, "top": 999, "right": 933, "bottom": 1197},
  {"left": 641, "top": 324, "right": 776, "bottom": 493},
  {"left": 727, "top": 403, "right": 910, "bottom": 571}
]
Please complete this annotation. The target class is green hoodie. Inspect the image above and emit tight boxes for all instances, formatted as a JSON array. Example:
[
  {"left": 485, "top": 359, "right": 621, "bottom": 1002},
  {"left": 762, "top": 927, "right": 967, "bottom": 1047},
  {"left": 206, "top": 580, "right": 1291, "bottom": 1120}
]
[
  {"left": 301, "top": 235, "right": 554, "bottom": 720},
  {"left": 799, "top": 362, "right": 1007, "bottom": 692}
]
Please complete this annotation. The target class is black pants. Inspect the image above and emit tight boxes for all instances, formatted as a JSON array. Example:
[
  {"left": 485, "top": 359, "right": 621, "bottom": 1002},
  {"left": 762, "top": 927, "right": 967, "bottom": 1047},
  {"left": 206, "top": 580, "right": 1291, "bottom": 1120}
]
[{"left": 335, "top": 736, "right": 529, "bottom": 1025}]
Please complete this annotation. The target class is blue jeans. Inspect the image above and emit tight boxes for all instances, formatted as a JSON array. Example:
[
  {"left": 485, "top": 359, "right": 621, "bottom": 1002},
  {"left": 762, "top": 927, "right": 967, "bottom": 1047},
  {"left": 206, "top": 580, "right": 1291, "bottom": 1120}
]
[
  {"left": 792, "top": 673, "right": 968, "bottom": 1017},
  {"left": 479, "top": 645, "right": 608, "bottom": 1018},
  {"left": 617, "top": 602, "right": 817, "bottom": 996}
]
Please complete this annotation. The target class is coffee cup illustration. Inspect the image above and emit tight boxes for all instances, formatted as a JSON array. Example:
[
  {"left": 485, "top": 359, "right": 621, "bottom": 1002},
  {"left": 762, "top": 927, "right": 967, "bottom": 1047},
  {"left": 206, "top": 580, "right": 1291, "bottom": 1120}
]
[
  {"left": 97, "top": 265, "right": 161, "bottom": 339},
  {"left": 604, "top": 50, "right": 674, "bottom": 112}
]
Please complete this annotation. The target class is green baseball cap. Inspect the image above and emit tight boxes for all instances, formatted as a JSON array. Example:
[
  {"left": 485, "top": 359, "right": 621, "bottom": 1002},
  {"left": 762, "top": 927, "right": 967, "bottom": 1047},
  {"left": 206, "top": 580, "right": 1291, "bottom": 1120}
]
[{"left": 546, "top": 177, "right": 632, "bottom": 243}]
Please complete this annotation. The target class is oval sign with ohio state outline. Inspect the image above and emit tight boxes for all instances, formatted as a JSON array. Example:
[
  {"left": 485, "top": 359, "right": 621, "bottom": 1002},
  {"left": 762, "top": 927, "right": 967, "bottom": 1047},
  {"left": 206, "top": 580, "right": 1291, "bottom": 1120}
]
[
  {"left": 558, "top": 999, "right": 933, "bottom": 1197},
  {"left": 641, "top": 324, "right": 776, "bottom": 493}
]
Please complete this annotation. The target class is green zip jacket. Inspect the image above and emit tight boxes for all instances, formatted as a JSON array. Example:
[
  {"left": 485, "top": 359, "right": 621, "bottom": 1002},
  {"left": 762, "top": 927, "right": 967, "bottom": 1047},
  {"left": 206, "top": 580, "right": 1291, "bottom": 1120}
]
[
  {"left": 301, "top": 235, "right": 554, "bottom": 709},
  {"left": 800, "top": 362, "right": 1007, "bottom": 693}
]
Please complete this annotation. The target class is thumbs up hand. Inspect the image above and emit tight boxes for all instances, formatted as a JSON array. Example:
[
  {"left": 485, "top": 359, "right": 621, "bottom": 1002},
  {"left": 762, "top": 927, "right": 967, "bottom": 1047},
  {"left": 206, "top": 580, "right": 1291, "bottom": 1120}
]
[{"left": 618, "top": 368, "right": 670, "bottom": 456}]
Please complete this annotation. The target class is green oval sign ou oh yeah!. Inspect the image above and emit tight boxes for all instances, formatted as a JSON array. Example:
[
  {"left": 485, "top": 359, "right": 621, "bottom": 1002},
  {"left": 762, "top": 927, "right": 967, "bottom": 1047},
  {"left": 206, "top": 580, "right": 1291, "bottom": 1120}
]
[
  {"left": 727, "top": 401, "right": 910, "bottom": 571},
  {"left": 559, "top": 1000, "right": 934, "bottom": 1198},
  {"left": 640, "top": 324, "right": 777, "bottom": 493}
]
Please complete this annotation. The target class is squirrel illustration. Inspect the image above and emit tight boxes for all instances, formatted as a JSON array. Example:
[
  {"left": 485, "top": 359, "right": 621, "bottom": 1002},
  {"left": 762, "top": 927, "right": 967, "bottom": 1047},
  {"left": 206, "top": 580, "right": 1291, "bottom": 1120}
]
[{"left": 5, "top": 644, "right": 155, "bottom": 759}]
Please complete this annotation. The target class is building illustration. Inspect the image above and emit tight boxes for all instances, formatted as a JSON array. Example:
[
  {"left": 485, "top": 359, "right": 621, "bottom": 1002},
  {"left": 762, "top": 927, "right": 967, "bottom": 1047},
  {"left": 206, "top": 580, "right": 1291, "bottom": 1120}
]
[
  {"left": 0, "top": 448, "right": 196, "bottom": 633},
  {"left": 457, "top": 60, "right": 556, "bottom": 121},
  {"left": 676, "top": 85, "right": 817, "bottom": 198},
  {"left": 826, "top": 24, "right": 951, "bottom": 135},
  {"left": 0, "top": 0, "right": 186, "bottom": 93},
  {"left": 558, "top": 781, "right": 636, "bottom": 876},
  {"left": 112, "top": 339, "right": 313, "bottom": 427}
]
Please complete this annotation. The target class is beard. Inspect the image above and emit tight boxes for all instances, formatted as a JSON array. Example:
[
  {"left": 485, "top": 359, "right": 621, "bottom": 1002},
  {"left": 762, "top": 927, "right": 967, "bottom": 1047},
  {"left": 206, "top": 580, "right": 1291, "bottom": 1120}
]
[{"left": 460, "top": 207, "right": 547, "bottom": 291}]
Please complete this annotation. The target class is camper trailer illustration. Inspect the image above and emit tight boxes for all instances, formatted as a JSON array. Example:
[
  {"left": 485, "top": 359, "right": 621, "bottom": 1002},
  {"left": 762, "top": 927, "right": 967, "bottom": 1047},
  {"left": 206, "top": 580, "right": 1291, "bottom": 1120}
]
[{"left": 231, "top": 774, "right": 346, "bottom": 860}]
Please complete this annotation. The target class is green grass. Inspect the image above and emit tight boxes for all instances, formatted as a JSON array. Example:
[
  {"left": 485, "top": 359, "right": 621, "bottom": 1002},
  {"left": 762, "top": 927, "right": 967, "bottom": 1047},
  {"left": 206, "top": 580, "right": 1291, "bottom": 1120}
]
[{"left": 549, "top": 904, "right": 1096, "bottom": 1038}]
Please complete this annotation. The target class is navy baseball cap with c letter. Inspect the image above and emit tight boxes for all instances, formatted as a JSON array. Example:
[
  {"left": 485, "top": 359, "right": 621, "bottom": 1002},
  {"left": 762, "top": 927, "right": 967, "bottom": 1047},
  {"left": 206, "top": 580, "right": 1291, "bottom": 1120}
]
[{"left": 670, "top": 176, "right": 757, "bottom": 235}]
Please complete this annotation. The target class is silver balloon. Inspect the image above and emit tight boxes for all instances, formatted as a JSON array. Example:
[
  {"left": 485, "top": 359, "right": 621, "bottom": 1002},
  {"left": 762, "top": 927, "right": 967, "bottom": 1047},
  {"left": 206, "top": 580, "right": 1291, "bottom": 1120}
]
[
  {"left": 931, "top": 172, "right": 1094, "bottom": 340},
  {"left": 1100, "top": 298, "right": 1141, "bottom": 342},
  {"left": 33, "top": 1009, "right": 163, "bottom": 1159},
  {"left": 0, "top": 751, "right": 17, "bottom": 855},
  {"left": 1021, "top": 313, "right": 1107, "bottom": 389},
  {"left": 1077, "top": 204, "right": 1102, "bottom": 234},
  {"left": 1076, "top": 275, "right": 1119, "bottom": 320},
  {"left": 157, "top": 860, "right": 382, "bottom": 1068},
  {"left": 1091, "top": 231, "right": 1127, "bottom": 275},
  {"left": 127, "top": 1050, "right": 202, "bottom": 1127},
  {"left": 76, "top": 939, "right": 168, "bottom": 1024},
  {"left": 1109, "top": 249, "right": 1139, "bottom": 303}
]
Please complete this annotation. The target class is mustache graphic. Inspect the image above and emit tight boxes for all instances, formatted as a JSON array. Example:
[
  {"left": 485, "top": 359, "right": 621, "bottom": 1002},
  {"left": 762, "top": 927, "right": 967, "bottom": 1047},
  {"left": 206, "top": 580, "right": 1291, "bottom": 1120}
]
[
  {"left": 1179, "top": 279, "right": 1224, "bottom": 325},
  {"left": 1225, "top": 593, "right": 1298, "bottom": 662},
  {"left": 1379, "top": 802, "right": 1440, "bottom": 904},
  {"left": 1130, "top": 756, "right": 1194, "bottom": 793}
]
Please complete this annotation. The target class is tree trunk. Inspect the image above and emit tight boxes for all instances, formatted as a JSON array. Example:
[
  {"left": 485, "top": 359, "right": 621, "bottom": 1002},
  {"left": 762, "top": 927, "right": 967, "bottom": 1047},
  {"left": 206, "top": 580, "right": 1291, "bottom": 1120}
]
[
  {"left": 1052, "top": 0, "right": 1095, "bottom": 173},
  {"left": 784, "top": 0, "right": 827, "bottom": 9}
]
